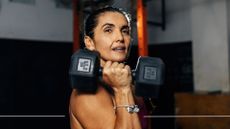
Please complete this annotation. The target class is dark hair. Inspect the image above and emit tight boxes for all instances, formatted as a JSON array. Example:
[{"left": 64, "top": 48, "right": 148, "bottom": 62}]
[{"left": 84, "top": 6, "right": 131, "bottom": 39}]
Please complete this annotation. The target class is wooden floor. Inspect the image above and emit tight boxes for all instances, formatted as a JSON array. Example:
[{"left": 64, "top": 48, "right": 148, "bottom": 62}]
[{"left": 175, "top": 93, "right": 230, "bottom": 129}]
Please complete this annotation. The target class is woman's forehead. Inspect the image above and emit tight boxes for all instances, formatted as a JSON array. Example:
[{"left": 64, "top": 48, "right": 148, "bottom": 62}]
[{"left": 97, "top": 12, "right": 128, "bottom": 27}]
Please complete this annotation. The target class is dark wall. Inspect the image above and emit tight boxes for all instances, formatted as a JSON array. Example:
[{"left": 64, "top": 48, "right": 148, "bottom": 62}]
[
  {"left": 151, "top": 42, "right": 194, "bottom": 92},
  {"left": 0, "top": 39, "right": 72, "bottom": 129}
]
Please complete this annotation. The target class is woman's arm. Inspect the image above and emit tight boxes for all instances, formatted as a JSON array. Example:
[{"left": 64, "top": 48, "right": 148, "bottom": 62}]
[
  {"left": 113, "top": 88, "right": 133, "bottom": 129},
  {"left": 69, "top": 61, "right": 141, "bottom": 129},
  {"left": 69, "top": 87, "right": 137, "bottom": 129},
  {"left": 69, "top": 89, "right": 116, "bottom": 129},
  {"left": 128, "top": 90, "right": 142, "bottom": 129},
  {"left": 103, "top": 61, "right": 141, "bottom": 129},
  {"left": 69, "top": 107, "right": 84, "bottom": 129}
]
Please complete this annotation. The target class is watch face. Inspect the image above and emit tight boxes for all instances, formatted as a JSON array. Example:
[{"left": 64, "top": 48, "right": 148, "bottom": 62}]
[
  {"left": 133, "top": 106, "right": 140, "bottom": 112},
  {"left": 126, "top": 105, "right": 139, "bottom": 113}
]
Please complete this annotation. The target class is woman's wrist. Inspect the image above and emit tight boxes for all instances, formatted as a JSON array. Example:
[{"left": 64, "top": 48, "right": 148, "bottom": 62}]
[
  {"left": 114, "top": 104, "right": 140, "bottom": 113},
  {"left": 113, "top": 84, "right": 132, "bottom": 94},
  {"left": 113, "top": 86, "right": 133, "bottom": 106}
]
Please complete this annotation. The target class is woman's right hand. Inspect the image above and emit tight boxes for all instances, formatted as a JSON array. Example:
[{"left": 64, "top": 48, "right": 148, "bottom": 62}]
[{"left": 102, "top": 61, "right": 132, "bottom": 92}]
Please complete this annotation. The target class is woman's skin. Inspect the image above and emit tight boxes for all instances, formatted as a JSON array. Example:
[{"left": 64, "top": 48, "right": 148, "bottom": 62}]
[{"left": 69, "top": 11, "right": 142, "bottom": 129}]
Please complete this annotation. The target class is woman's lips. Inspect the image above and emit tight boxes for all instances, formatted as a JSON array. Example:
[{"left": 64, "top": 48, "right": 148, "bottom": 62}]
[{"left": 112, "top": 46, "right": 126, "bottom": 52}]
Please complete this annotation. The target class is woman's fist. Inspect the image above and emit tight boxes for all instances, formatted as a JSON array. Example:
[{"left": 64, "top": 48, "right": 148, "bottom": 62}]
[{"left": 102, "top": 61, "right": 132, "bottom": 91}]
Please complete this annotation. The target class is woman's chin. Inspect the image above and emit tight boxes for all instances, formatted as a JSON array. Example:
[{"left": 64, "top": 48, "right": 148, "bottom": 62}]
[
  {"left": 101, "top": 54, "right": 128, "bottom": 63},
  {"left": 112, "top": 56, "right": 127, "bottom": 63}
]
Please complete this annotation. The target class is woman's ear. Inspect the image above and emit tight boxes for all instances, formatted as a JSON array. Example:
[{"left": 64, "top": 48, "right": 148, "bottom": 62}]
[{"left": 84, "top": 36, "right": 96, "bottom": 50}]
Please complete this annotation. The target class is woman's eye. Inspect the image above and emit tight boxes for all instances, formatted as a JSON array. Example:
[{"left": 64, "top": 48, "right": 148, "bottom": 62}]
[
  {"left": 104, "top": 28, "right": 112, "bottom": 33},
  {"left": 122, "top": 29, "right": 130, "bottom": 34}
]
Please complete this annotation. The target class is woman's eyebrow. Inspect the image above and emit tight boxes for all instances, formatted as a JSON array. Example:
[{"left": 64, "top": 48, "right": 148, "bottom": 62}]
[
  {"left": 121, "top": 25, "right": 129, "bottom": 29},
  {"left": 101, "top": 23, "right": 114, "bottom": 29}
]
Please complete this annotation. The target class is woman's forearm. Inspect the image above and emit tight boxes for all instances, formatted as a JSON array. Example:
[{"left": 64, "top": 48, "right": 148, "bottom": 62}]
[
  {"left": 113, "top": 87, "right": 141, "bottom": 129},
  {"left": 128, "top": 90, "right": 142, "bottom": 129},
  {"left": 114, "top": 89, "right": 132, "bottom": 129}
]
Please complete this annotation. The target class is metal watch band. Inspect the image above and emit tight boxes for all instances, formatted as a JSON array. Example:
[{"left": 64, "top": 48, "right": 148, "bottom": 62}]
[
  {"left": 126, "top": 105, "right": 140, "bottom": 113},
  {"left": 114, "top": 105, "right": 140, "bottom": 113}
]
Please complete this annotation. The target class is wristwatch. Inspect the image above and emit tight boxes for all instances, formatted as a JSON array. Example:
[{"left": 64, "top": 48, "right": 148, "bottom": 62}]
[
  {"left": 126, "top": 105, "right": 140, "bottom": 113},
  {"left": 114, "top": 104, "right": 140, "bottom": 113}
]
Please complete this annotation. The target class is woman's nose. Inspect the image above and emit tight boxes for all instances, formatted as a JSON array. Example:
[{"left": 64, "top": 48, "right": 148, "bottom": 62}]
[{"left": 115, "top": 30, "right": 124, "bottom": 43}]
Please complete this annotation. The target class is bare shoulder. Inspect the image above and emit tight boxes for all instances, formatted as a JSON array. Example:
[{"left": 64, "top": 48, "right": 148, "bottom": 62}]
[{"left": 69, "top": 87, "right": 115, "bottom": 129}]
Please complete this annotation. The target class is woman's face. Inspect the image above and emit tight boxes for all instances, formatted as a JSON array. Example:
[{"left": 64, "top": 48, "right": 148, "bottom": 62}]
[{"left": 85, "top": 12, "right": 131, "bottom": 66}]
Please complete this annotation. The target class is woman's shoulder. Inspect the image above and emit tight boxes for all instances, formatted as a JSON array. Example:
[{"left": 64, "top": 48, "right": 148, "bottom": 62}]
[
  {"left": 70, "top": 86, "right": 114, "bottom": 111},
  {"left": 69, "top": 87, "right": 116, "bottom": 128}
]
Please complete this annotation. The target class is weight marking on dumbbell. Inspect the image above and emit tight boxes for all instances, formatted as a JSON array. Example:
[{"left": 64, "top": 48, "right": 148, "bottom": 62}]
[
  {"left": 144, "top": 66, "right": 157, "bottom": 80},
  {"left": 77, "top": 58, "right": 91, "bottom": 72}
]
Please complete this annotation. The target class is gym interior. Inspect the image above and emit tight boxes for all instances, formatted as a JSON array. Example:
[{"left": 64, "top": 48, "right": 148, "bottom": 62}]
[{"left": 0, "top": 0, "right": 229, "bottom": 129}]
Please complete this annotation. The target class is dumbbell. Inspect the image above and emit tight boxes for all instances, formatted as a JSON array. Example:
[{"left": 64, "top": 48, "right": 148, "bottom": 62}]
[{"left": 69, "top": 49, "right": 165, "bottom": 98}]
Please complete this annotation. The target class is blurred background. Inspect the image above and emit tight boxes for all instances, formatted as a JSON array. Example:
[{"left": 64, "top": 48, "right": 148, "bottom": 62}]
[{"left": 0, "top": 0, "right": 230, "bottom": 129}]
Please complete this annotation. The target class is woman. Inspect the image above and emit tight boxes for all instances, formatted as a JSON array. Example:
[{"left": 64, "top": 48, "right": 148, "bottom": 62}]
[{"left": 69, "top": 6, "right": 143, "bottom": 129}]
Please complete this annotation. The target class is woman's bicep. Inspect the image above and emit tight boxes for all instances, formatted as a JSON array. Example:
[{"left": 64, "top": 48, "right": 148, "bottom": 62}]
[{"left": 70, "top": 93, "right": 115, "bottom": 129}]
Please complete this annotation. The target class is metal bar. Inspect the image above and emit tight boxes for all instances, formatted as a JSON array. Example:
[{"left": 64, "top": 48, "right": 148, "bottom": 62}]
[{"left": 137, "top": 0, "right": 148, "bottom": 56}]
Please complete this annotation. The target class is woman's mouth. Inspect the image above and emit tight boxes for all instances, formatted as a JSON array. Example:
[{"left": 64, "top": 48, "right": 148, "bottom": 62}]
[{"left": 112, "top": 47, "right": 126, "bottom": 52}]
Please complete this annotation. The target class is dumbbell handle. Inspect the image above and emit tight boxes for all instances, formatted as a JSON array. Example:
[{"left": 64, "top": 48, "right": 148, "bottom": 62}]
[{"left": 98, "top": 68, "right": 136, "bottom": 77}]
